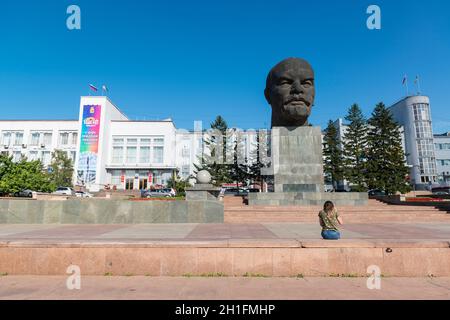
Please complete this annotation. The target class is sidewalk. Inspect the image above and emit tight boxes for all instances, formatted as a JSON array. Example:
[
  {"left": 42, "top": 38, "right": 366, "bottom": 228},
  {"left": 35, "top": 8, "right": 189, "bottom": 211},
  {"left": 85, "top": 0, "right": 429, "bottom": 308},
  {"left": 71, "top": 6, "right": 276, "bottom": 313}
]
[{"left": 1, "top": 276, "right": 449, "bottom": 300}]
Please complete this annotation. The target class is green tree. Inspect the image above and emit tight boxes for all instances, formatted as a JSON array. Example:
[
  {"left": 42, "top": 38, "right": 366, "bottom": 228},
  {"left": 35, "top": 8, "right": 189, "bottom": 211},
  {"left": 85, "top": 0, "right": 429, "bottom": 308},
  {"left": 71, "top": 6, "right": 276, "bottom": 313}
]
[
  {"left": 365, "top": 102, "right": 411, "bottom": 195},
  {"left": 194, "top": 115, "right": 232, "bottom": 186},
  {"left": 0, "top": 155, "right": 55, "bottom": 194},
  {"left": 229, "top": 129, "right": 250, "bottom": 189},
  {"left": 48, "top": 150, "right": 74, "bottom": 187},
  {"left": 248, "top": 130, "right": 270, "bottom": 189},
  {"left": 323, "top": 120, "right": 344, "bottom": 189},
  {"left": 342, "top": 104, "right": 368, "bottom": 191}
]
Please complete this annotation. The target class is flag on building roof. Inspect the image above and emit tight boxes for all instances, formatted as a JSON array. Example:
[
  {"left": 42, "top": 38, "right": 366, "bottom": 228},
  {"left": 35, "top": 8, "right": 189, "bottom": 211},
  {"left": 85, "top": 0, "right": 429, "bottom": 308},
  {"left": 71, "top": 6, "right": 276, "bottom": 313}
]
[
  {"left": 402, "top": 75, "right": 407, "bottom": 85},
  {"left": 102, "top": 85, "right": 108, "bottom": 92},
  {"left": 89, "top": 84, "right": 98, "bottom": 92}
]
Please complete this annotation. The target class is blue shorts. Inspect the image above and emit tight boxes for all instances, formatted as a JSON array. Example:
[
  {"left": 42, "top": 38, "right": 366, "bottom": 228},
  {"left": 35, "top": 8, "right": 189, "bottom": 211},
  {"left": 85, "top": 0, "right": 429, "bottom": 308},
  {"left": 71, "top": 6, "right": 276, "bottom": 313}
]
[{"left": 321, "top": 230, "right": 341, "bottom": 240}]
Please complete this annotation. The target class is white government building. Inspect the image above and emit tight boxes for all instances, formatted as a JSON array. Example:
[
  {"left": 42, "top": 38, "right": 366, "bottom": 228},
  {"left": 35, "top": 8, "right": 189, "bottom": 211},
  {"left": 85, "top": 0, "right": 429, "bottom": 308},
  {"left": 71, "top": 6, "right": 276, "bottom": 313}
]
[
  {"left": 1, "top": 95, "right": 449, "bottom": 192},
  {"left": 0, "top": 96, "right": 257, "bottom": 192}
]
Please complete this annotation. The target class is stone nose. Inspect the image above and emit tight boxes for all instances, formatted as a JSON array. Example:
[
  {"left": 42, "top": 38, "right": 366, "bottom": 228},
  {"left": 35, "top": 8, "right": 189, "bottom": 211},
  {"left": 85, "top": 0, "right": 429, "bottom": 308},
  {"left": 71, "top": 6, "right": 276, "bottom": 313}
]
[{"left": 291, "top": 80, "right": 303, "bottom": 93}]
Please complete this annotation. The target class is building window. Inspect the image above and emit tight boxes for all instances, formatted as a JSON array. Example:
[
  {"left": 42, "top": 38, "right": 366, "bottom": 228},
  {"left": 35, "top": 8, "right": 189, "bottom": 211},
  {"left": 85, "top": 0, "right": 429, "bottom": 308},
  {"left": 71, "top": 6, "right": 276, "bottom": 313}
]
[
  {"left": 13, "top": 151, "right": 22, "bottom": 162},
  {"left": 182, "top": 146, "right": 190, "bottom": 157},
  {"left": 43, "top": 133, "right": 52, "bottom": 146},
  {"left": 112, "top": 147, "right": 123, "bottom": 163},
  {"left": 41, "top": 151, "right": 51, "bottom": 166},
  {"left": 14, "top": 132, "right": 24, "bottom": 146},
  {"left": 181, "top": 165, "right": 190, "bottom": 178},
  {"left": 413, "top": 104, "right": 431, "bottom": 121},
  {"left": 67, "top": 151, "right": 76, "bottom": 163},
  {"left": 153, "top": 146, "right": 164, "bottom": 163},
  {"left": 126, "top": 146, "right": 137, "bottom": 163},
  {"left": 30, "top": 132, "right": 40, "bottom": 146},
  {"left": 127, "top": 138, "right": 138, "bottom": 146},
  {"left": 59, "top": 132, "right": 69, "bottom": 146},
  {"left": 113, "top": 138, "right": 124, "bottom": 146},
  {"left": 28, "top": 151, "right": 38, "bottom": 161},
  {"left": 139, "top": 146, "right": 151, "bottom": 163},
  {"left": 154, "top": 138, "right": 164, "bottom": 145},
  {"left": 2, "top": 132, "right": 12, "bottom": 146},
  {"left": 71, "top": 133, "right": 78, "bottom": 145},
  {"left": 111, "top": 170, "right": 122, "bottom": 187},
  {"left": 140, "top": 138, "right": 151, "bottom": 146}
]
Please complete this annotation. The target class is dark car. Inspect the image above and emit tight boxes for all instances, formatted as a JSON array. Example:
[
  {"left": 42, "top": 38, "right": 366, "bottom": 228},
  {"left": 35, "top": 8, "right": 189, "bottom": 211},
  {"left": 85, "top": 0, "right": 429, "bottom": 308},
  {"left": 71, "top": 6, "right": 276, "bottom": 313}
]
[
  {"left": 14, "top": 189, "right": 34, "bottom": 198},
  {"left": 223, "top": 188, "right": 248, "bottom": 196},
  {"left": 368, "top": 189, "right": 386, "bottom": 196}
]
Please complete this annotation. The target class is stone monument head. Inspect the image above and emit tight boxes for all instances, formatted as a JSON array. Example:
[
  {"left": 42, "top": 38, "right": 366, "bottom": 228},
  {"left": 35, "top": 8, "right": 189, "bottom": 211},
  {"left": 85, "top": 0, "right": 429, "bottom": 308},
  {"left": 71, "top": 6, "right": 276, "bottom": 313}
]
[{"left": 264, "top": 57, "right": 315, "bottom": 127}]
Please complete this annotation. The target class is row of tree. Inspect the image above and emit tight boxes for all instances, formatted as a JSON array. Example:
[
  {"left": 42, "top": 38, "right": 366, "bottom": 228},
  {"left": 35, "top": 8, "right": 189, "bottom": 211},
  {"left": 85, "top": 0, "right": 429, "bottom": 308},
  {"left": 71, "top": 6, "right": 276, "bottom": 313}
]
[
  {"left": 200, "top": 104, "right": 411, "bottom": 196},
  {"left": 323, "top": 102, "right": 411, "bottom": 194},
  {"left": 0, "top": 150, "right": 74, "bottom": 195},
  {"left": 194, "top": 116, "right": 268, "bottom": 189}
]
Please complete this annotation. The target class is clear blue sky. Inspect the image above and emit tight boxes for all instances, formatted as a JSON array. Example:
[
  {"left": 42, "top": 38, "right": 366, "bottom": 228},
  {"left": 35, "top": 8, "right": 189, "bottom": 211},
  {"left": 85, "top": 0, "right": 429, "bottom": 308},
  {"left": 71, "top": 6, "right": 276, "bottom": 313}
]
[{"left": 1, "top": 0, "right": 449, "bottom": 132}]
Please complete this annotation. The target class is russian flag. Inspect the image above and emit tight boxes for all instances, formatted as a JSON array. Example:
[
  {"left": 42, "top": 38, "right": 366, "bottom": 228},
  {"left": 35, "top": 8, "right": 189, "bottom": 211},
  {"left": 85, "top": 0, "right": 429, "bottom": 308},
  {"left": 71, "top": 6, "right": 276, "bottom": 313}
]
[{"left": 89, "top": 84, "right": 98, "bottom": 92}]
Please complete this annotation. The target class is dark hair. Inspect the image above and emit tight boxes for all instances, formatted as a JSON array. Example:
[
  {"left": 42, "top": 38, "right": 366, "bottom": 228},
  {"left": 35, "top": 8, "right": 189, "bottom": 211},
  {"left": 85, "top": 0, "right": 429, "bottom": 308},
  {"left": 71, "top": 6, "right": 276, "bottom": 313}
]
[{"left": 323, "top": 201, "right": 334, "bottom": 212}]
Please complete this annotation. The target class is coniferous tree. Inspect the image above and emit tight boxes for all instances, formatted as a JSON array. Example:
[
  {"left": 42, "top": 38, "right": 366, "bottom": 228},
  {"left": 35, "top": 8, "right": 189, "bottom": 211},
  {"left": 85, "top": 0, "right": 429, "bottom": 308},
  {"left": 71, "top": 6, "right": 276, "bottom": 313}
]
[
  {"left": 365, "top": 102, "right": 411, "bottom": 195},
  {"left": 194, "top": 115, "right": 232, "bottom": 186},
  {"left": 248, "top": 130, "right": 270, "bottom": 189},
  {"left": 323, "top": 120, "right": 344, "bottom": 189},
  {"left": 229, "top": 130, "right": 250, "bottom": 189},
  {"left": 342, "top": 104, "right": 368, "bottom": 191}
]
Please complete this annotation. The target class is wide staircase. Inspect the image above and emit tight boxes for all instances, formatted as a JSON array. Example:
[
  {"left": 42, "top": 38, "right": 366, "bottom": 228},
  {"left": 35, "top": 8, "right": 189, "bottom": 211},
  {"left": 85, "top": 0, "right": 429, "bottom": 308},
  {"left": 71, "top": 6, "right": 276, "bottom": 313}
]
[{"left": 223, "top": 196, "right": 450, "bottom": 223}]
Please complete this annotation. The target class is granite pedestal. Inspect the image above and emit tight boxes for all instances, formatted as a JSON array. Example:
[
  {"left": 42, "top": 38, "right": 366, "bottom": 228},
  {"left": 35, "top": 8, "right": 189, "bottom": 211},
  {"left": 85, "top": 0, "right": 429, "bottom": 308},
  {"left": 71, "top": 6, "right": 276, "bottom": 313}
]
[
  {"left": 255, "top": 126, "right": 368, "bottom": 206},
  {"left": 185, "top": 184, "right": 221, "bottom": 201}
]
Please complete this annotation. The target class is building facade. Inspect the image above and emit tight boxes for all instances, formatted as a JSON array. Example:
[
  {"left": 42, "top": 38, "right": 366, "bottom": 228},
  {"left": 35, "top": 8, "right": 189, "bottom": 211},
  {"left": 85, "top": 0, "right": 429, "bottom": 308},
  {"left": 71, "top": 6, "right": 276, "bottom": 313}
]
[
  {"left": 1, "top": 95, "right": 448, "bottom": 192},
  {"left": 389, "top": 96, "right": 437, "bottom": 189},
  {"left": 434, "top": 132, "right": 450, "bottom": 184}
]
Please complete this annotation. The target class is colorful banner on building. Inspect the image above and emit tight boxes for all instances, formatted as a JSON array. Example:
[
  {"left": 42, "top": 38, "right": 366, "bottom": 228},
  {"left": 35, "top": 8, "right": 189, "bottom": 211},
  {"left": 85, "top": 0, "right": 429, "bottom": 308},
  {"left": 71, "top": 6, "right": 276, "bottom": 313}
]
[{"left": 76, "top": 105, "right": 102, "bottom": 186}]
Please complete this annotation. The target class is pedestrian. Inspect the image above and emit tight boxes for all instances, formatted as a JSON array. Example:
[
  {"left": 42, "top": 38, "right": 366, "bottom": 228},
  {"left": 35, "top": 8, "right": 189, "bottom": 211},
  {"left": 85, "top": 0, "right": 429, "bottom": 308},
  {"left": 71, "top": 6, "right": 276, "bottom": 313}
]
[{"left": 318, "top": 201, "right": 343, "bottom": 240}]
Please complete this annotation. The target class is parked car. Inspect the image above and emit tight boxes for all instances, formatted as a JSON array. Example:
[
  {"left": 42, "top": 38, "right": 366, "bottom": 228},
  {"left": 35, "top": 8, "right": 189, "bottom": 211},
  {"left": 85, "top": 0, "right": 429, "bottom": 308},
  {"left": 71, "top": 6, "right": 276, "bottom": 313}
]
[
  {"left": 14, "top": 189, "right": 34, "bottom": 198},
  {"left": 162, "top": 188, "right": 176, "bottom": 197},
  {"left": 433, "top": 191, "right": 449, "bottom": 195},
  {"left": 223, "top": 188, "right": 248, "bottom": 196},
  {"left": 368, "top": 189, "right": 386, "bottom": 196},
  {"left": 53, "top": 187, "right": 76, "bottom": 196},
  {"left": 141, "top": 189, "right": 173, "bottom": 198},
  {"left": 75, "top": 191, "right": 93, "bottom": 198}
]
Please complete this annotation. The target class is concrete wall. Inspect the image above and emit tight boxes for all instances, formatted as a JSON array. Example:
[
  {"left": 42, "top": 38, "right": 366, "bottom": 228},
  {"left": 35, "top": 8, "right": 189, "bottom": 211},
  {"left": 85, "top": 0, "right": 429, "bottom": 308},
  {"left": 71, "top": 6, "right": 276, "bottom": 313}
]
[{"left": 0, "top": 199, "right": 224, "bottom": 224}]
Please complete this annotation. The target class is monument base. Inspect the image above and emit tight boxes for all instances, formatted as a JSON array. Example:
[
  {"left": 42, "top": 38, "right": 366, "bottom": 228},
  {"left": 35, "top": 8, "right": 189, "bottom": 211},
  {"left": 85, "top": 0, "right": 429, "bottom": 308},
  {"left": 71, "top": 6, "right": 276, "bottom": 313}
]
[
  {"left": 248, "top": 192, "right": 368, "bottom": 206},
  {"left": 185, "top": 184, "right": 221, "bottom": 201}
]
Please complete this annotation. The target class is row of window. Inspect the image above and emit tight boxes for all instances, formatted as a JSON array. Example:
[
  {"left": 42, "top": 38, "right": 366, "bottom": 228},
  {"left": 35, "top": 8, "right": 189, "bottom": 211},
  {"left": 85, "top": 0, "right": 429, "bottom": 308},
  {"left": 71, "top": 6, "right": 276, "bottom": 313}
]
[
  {"left": 419, "top": 157, "right": 437, "bottom": 175},
  {"left": 414, "top": 121, "right": 433, "bottom": 139},
  {"left": 438, "top": 159, "right": 450, "bottom": 166},
  {"left": 1, "top": 150, "right": 76, "bottom": 165},
  {"left": 112, "top": 146, "right": 164, "bottom": 164},
  {"left": 435, "top": 143, "right": 450, "bottom": 150},
  {"left": 413, "top": 103, "right": 431, "bottom": 122},
  {"left": 2, "top": 131, "right": 78, "bottom": 147},
  {"left": 417, "top": 139, "right": 435, "bottom": 157}
]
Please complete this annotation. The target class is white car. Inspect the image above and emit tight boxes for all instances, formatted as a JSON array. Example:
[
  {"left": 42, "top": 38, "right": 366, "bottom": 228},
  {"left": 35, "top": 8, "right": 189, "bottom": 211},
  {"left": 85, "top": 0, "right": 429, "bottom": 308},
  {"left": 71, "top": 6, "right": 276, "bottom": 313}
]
[
  {"left": 53, "top": 187, "right": 76, "bottom": 196},
  {"left": 75, "top": 191, "right": 93, "bottom": 198}
]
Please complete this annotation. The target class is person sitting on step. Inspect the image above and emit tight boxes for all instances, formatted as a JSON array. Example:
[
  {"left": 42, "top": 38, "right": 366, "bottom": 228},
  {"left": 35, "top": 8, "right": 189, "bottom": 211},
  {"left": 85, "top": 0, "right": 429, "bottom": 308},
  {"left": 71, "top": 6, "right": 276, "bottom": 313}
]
[{"left": 318, "top": 201, "right": 343, "bottom": 240}]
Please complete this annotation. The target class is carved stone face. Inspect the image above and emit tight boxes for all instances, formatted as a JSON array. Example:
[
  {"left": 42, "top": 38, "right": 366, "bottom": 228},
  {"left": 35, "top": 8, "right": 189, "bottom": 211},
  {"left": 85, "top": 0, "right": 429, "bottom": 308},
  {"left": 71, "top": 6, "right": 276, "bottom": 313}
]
[{"left": 265, "top": 58, "right": 315, "bottom": 127}]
